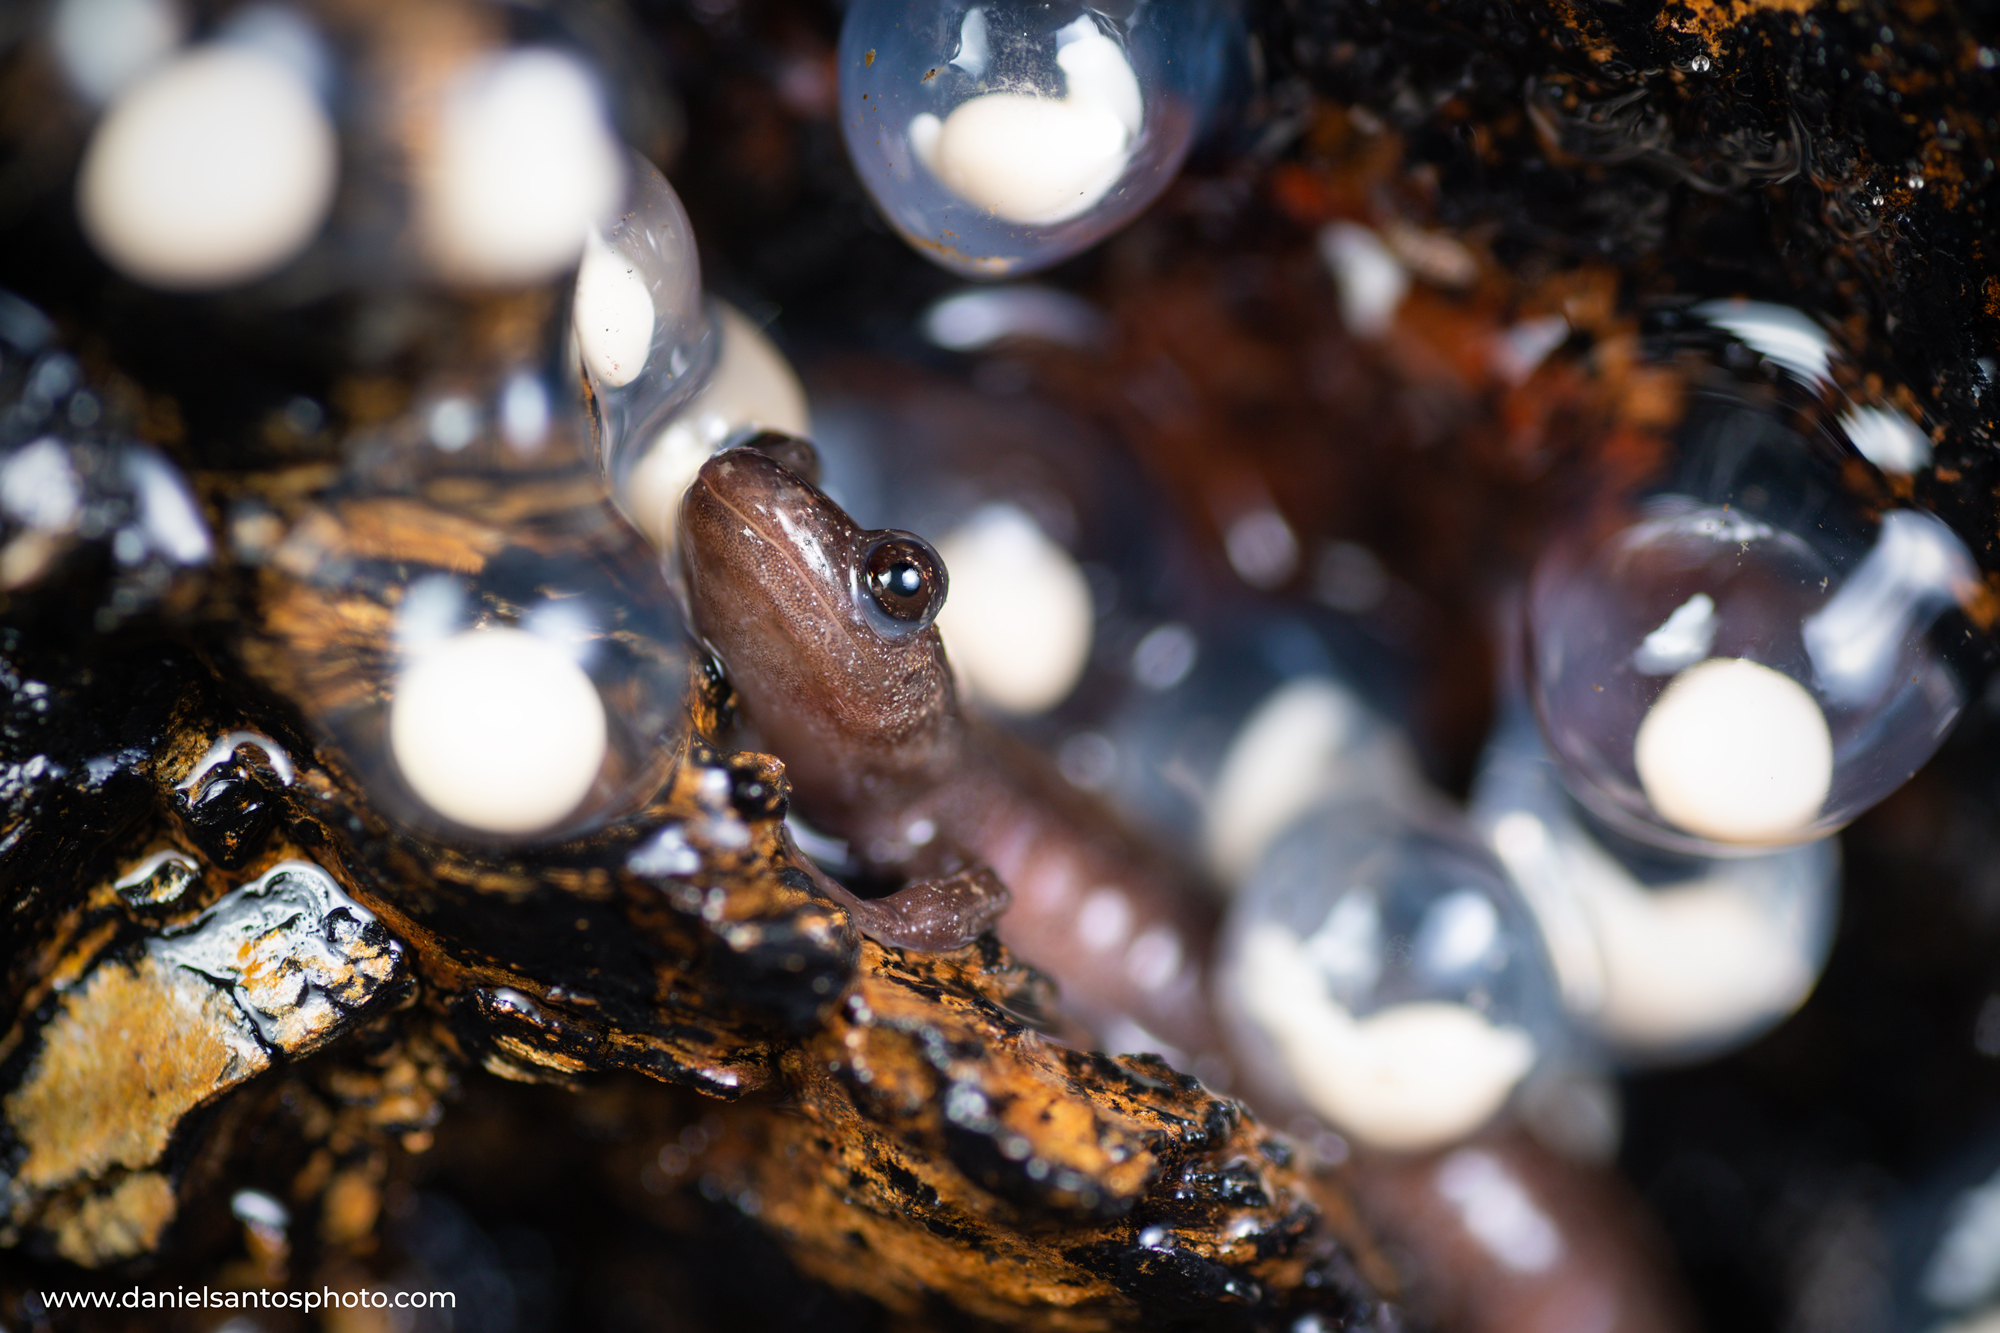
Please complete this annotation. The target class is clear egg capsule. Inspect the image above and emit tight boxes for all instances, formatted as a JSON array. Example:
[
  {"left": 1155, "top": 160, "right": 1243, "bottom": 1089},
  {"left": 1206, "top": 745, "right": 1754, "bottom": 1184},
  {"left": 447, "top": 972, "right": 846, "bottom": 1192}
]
[
  {"left": 70, "top": 7, "right": 339, "bottom": 291},
  {"left": 232, "top": 347, "right": 690, "bottom": 845},
  {"left": 1079, "top": 605, "right": 1421, "bottom": 888},
  {"left": 1472, "top": 706, "right": 1840, "bottom": 1062},
  {"left": 574, "top": 155, "right": 809, "bottom": 550},
  {"left": 1528, "top": 358, "right": 1979, "bottom": 855},
  {"left": 1216, "top": 796, "right": 1565, "bottom": 1153},
  {"left": 574, "top": 153, "right": 712, "bottom": 468},
  {"left": 311, "top": 564, "right": 687, "bottom": 844},
  {"left": 838, "top": 0, "right": 1238, "bottom": 277}
]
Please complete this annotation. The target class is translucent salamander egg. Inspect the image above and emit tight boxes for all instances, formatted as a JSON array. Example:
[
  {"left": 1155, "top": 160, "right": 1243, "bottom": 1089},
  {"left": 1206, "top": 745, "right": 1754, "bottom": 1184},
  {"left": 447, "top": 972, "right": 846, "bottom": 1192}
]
[
  {"left": 1473, "top": 709, "right": 1839, "bottom": 1061},
  {"left": 1690, "top": 298, "right": 1937, "bottom": 476},
  {"left": 838, "top": 0, "right": 1235, "bottom": 277},
  {"left": 389, "top": 626, "right": 608, "bottom": 836},
  {"left": 1217, "top": 799, "right": 1563, "bottom": 1152},
  {"left": 419, "top": 48, "right": 626, "bottom": 285},
  {"left": 1528, "top": 498, "right": 1973, "bottom": 854},
  {"left": 612, "top": 307, "right": 810, "bottom": 552},
  {"left": 1082, "top": 608, "right": 1420, "bottom": 886},
  {"left": 302, "top": 512, "right": 686, "bottom": 844},
  {"left": 76, "top": 36, "right": 337, "bottom": 289},
  {"left": 576, "top": 156, "right": 809, "bottom": 548},
  {"left": 52, "top": 1, "right": 660, "bottom": 304}
]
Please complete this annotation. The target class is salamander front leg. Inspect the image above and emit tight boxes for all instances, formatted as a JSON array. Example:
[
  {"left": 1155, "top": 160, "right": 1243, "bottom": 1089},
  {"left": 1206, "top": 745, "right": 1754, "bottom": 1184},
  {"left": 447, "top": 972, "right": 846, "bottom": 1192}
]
[{"left": 780, "top": 827, "right": 1011, "bottom": 951}]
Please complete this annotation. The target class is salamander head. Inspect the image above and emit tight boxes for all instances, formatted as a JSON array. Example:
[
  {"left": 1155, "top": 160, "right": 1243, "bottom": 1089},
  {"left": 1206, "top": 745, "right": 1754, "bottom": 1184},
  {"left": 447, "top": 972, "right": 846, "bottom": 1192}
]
[{"left": 678, "top": 440, "right": 958, "bottom": 808}]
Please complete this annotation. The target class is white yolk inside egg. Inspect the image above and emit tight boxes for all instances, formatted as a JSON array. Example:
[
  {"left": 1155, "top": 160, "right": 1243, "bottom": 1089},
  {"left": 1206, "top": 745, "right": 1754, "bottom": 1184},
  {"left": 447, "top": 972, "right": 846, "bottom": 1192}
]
[
  {"left": 1587, "top": 868, "right": 1825, "bottom": 1051},
  {"left": 1633, "top": 656, "right": 1833, "bottom": 844},
  {"left": 1479, "top": 724, "right": 1841, "bottom": 1060},
  {"left": 422, "top": 49, "right": 626, "bottom": 284},
  {"left": 908, "top": 27, "right": 1141, "bottom": 226},
  {"left": 389, "top": 627, "right": 607, "bottom": 835},
  {"left": 934, "top": 504, "right": 1093, "bottom": 715},
  {"left": 1239, "top": 924, "right": 1537, "bottom": 1152},
  {"left": 1202, "top": 677, "right": 1421, "bottom": 886},
  {"left": 574, "top": 227, "right": 657, "bottom": 389},
  {"left": 76, "top": 44, "right": 336, "bottom": 289}
]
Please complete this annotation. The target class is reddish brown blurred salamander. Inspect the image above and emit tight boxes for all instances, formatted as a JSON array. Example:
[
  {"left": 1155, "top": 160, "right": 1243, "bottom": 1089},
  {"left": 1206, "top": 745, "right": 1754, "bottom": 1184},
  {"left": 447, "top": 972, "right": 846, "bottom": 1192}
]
[
  {"left": 677, "top": 439, "right": 1223, "bottom": 1068},
  {"left": 679, "top": 440, "right": 1694, "bottom": 1333}
]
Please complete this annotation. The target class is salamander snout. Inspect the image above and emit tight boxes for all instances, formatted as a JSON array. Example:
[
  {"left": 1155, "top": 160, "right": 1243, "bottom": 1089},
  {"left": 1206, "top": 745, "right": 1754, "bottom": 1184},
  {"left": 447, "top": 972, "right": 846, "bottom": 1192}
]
[{"left": 682, "top": 440, "right": 950, "bottom": 645}]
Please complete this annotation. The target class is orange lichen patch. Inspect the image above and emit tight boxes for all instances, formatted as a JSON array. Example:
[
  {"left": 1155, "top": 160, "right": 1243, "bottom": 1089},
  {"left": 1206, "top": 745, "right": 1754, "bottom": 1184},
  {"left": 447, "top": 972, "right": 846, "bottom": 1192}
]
[
  {"left": 227, "top": 906, "right": 402, "bottom": 1057},
  {"left": 317, "top": 1042, "right": 452, "bottom": 1140},
  {"left": 826, "top": 946, "right": 1161, "bottom": 1210},
  {"left": 753, "top": 1116, "right": 1128, "bottom": 1329},
  {"left": 46, "top": 1172, "right": 178, "bottom": 1266},
  {"left": 1659, "top": 0, "right": 1819, "bottom": 58},
  {"left": 5, "top": 954, "right": 267, "bottom": 1193},
  {"left": 711, "top": 937, "right": 1393, "bottom": 1329},
  {"left": 1540, "top": 2, "right": 1617, "bottom": 61},
  {"left": 487, "top": 1033, "right": 594, "bottom": 1080},
  {"left": 0, "top": 914, "right": 121, "bottom": 1070}
]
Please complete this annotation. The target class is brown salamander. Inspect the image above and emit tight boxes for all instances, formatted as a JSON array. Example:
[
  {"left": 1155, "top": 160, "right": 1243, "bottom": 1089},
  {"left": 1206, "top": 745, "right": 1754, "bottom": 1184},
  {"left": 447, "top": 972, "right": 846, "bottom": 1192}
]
[
  {"left": 678, "top": 439, "right": 1695, "bottom": 1333},
  {"left": 677, "top": 441, "right": 1222, "bottom": 1067}
]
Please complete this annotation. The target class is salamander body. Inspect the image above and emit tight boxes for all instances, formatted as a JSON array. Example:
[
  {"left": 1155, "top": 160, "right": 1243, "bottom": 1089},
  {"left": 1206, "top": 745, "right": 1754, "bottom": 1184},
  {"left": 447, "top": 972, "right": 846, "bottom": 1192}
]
[
  {"left": 677, "top": 442, "right": 1222, "bottom": 1066},
  {"left": 677, "top": 440, "right": 1695, "bottom": 1333}
]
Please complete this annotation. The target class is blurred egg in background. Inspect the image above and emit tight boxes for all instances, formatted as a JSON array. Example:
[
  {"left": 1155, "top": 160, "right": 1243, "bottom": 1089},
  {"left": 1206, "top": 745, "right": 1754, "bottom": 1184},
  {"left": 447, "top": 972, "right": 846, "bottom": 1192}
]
[{"left": 1218, "top": 794, "right": 1566, "bottom": 1152}]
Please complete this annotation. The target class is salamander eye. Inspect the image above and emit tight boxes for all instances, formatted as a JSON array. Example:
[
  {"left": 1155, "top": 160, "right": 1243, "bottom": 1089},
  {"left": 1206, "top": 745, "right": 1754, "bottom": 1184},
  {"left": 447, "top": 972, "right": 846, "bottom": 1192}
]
[{"left": 862, "top": 533, "right": 947, "bottom": 636}]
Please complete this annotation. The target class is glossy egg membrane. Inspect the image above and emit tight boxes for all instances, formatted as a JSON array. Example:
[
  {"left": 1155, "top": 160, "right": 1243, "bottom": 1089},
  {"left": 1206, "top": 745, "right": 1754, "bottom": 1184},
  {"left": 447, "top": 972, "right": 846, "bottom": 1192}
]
[
  {"left": 1088, "top": 603, "right": 1419, "bottom": 889},
  {"left": 1217, "top": 796, "right": 1566, "bottom": 1152},
  {"left": 253, "top": 441, "right": 690, "bottom": 846},
  {"left": 837, "top": 0, "right": 1238, "bottom": 276},
  {"left": 573, "top": 156, "right": 817, "bottom": 560},
  {"left": 1472, "top": 706, "right": 1841, "bottom": 1063},
  {"left": 577, "top": 154, "right": 715, "bottom": 491},
  {"left": 1528, "top": 362, "right": 1976, "bottom": 856}
]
